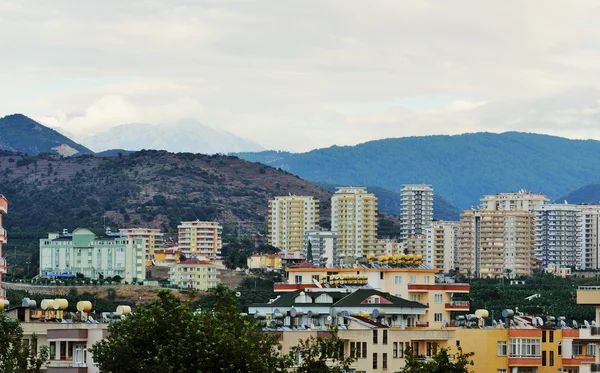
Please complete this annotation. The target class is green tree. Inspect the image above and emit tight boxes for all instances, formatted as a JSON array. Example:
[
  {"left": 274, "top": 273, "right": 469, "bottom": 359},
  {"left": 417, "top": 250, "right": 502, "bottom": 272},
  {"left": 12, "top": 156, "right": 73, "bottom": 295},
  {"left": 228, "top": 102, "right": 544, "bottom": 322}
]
[
  {"left": 398, "top": 345, "right": 474, "bottom": 373},
  {"left": 289, "top": 328, "right": 355, "bottom": 373},
  {"left": 306, "top": 241, "right": 313, "bottom": 264},
  {"left": 0, "top": 312, "right": 49, "bottom": 373},
  {"left": 90, "top": 285, "right": 288, "bottom": 373}
]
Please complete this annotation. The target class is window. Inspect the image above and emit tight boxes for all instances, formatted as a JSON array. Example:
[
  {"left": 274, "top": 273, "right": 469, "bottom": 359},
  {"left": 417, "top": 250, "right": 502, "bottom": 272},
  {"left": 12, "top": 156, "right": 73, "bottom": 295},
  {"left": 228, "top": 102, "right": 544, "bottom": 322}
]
[
  {"left": 426, "top": 342, "right": 433, "bottom": 357},
  {"left": 542, "top": 350, "right": 546, "bottom": 366},
  {"left": 383, "top": 353, "right": 388, "bottom": 369},
  {"left": 589, "top": 343, "right": 597, "bottom": 357},
  {"left": 497, "top": 370, "right": 507, "bottom": 373},
  {"left": 409, "top": 275, "right": 416, "bottom": 283},
  {"left": 549, "top": 350, "right": 554, "bottom": 366},
  {"left": 509, "top": 338, "right": 541, "bottom": 357},
  {"left": 383, "top": 329, "right": 388, "bottom": 345},
  {"left": 373, "top": 353, "right": 378, "bottom": 369},
  {"left": 350, "top": 342, "right": 357, "bottom": 358},
  {"left": 373, "top": 330, "right": 378, "bottom": 344},
  {"left": 434, "top": 313, "right": 442, "bottom": 322},
  {"left": 394, "top": 276, "right": 402, "bottom": 284},
  {"left": 393, "top": 342, "right": 404, "bottom": 358},
  {"left": 362, "top": 342, "right": 367, "bottom": 358},
  {"left": 497, "top": 341, "right": 507, "bottom": 356},
  {"left": 434, "top": 294, "right": 443, "bottom": 304},
  {"left": 424, "top": 276, "right": 430, "bottom": 284},
  {"left": 558, "top": 342, "right": 562, "bottom": 356},
  {"left": 380, "top": 272, "right": 384, "bottom": 280},
  {"left": 294, "top": 275, "right": 302, "bottom": 284},
  {"left": 542, "top": 331, "right": 546, "bottom": 343},
  {"left": 549, "top": 330, "right": 554, "bottom": 343}
]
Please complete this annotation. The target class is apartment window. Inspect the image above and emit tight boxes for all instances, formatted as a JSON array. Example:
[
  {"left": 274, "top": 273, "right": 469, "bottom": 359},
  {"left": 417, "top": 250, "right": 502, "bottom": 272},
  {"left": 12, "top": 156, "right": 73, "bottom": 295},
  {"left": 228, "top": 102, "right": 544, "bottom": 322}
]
[
  {"left": 380, "top": 272, "right": 384, "bottom": 280},
  {"left": 424, "top": 276, "right": 430, "bottom": 284},
  {"left": 312, "top": 275, "right": 319, "bottom": 282},
  {"left": 49, "top": 342, "right": 56, "bottom": 359},
  {"left": 434, "top": 294, "right": 443, "bottom": 304},
  {"left": 394, "top": 276, "right": 402, "bottom": 285},
  {"left": 393, "top": 342, "right": 404, "bottom": 358},
  {"left": 589, "top": 343, "right": 597, "bottom": 356},
  {"left": 497, "top": 370, "right": 507, "bottom": 373},
  {"left": 509, "top": 338, "right": 541, "bottom": 357},
  {"left": 294, "top": 275, "right": 302, "bottom": 284},
  {"left": 497, "top": 341, "right": 507, "bottom": 356},
  {"left": 362, "top": 342, "right": 367, "bottom": 358},
  {"left": 373, "top": 353, "right": 378, "bottom": 369},
  {"left": 542, "top": 331, "right": 546, "bottom": 343},
  {"left": 549, "top": 330, "right": 554, "bottom": 343},
  {"left": 373, "top": 330, "right": 378, "bottom": 344},
  {"left": 409, "top": 275, "right": 416, "bottom": 284},
  {"left": 542, "top": 350, "right": 547, "bottom": 366},
  {"left": 426, "top": 342, "right": 434, "bottom": 357},
  {"left": 549, "top": 350, "right": 554, "bottom": 366},
  {"left": 383, "top": 329, "right": 388, "bottom": 345},
  {"left": 383, "top": 353, "right": 388, "bottom": 369},
  {"left": 558, "top": 342, "right": 562, "bottom": 356},
  {"left": 434, "top": 313, "right": 442, "bottom": 322}
]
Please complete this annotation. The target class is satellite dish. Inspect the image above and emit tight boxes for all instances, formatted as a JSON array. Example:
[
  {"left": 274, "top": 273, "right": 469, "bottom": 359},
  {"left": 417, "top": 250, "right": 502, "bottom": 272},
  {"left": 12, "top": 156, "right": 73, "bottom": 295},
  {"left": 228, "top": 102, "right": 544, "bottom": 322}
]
[
  {"left": 501, "top": 309, "right": 514, "bottom": 318},
  {"left": 573, "top": 320, "right": 579, "bottom": 328},
  {"left": 327, "top": 315, "right": 332, "bottom": 322},
  {"left": 532, "top": 318, "right": 537, "bottom": 327},
  {"left": 585, "top": 320, "right": 591, "bottom": 328},
  {"left": 235, "top": 292, "right": 241, "bottom": 297},
  {"left": 307, "top": 310, "right": 313, "bottom": 318}
]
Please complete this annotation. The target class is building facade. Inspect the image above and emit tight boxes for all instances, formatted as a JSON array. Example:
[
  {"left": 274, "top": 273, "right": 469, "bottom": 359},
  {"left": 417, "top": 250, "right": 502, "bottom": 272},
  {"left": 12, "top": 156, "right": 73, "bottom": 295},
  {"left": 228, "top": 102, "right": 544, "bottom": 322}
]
[
  {"left": 459, "top": 210, "right": 536, "bottom": 278},
  {"left": 247, "top": 254, "right": 283, "bottom": 269},
  {"left": 535, "top": 204, "right": 583, "bottom": 270},
  {"left": 480, "top": 190, "right": 549, "bottom": 211},
  {"left": 426, "top": 221, "right": 460, "bottom": 273},
  {"left": 331, "top": 187, "right": 378, "bottom": 260},
  {"left": 304, "top": 230, "right": 338, "bottom": 267},
  {"left": 39, "top": 228, "right": 145, "bottom": 283},
  {"left": 0, "top": 195, "right": 7, "bottom": 300},
  {"left": 268, "top": 196, "right": 319, "bottom": 254},
  {"left": 400, "top": 184, "right": 434, "bottom": 241},
  {"left": 579, "top": 204, "right": 600, "bottom": 270},
  {"left": 169, "top": 260, "right": 220, "bottom": 291},
  {"left": 119, "top": 228, "right": 164, "bottom": 267},
  {"left": 177, "top": 221, "right": 222, "bottom": 259}
]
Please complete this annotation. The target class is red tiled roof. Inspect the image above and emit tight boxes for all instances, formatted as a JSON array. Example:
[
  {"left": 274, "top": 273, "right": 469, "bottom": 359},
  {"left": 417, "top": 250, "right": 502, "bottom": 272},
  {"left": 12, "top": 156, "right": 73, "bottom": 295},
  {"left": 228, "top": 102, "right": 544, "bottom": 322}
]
[
  {"left": 178, "top": 260, "right": 212, "bottom": 265},
  {"left": 291, "top": 262, "right": 316, "bottom": 268},
  {"left": 349, "top": 315, "right": 388, "bottom": 328}
]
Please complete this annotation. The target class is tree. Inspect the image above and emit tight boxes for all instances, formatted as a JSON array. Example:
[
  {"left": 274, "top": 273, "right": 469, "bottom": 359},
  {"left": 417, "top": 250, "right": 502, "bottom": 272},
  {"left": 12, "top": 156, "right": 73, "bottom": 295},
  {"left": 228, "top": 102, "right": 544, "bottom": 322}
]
[
  {"left": 90, "top": 285, "right": 289, "bottom": 373},
  {"left": 398, "top": 345, "right": 474, "bottom": 373},
  {"left": 306, "top": 241, "right": 313, "bottom": 264},
  {"left": 289, "top": 328, "right": 355, "bottom": 373},
  {"left": 0, "top": 312, "right": 49, "bottom": 373}
]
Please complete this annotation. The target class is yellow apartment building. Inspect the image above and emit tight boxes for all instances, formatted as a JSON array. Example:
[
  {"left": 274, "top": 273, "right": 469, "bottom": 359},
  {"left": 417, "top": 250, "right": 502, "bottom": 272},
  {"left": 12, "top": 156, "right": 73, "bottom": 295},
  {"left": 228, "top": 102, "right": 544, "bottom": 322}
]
[
  {"left": 331, "top": 187, "right": 378, "bottom": 261},
  {"left": 119, "top": 227, "right": 164, "bottom": 266},
  {"left": 268, "top": 195, "right": 319, "bottom": 254},
  {"left": 169, "top": 259, "right": 220, "bottom": 291},
  {"left": 247, "top": 253, "right": 283, "bottom": 269},
  {"left": 177, "top": 220, "right": 222, "bottom": 259}
]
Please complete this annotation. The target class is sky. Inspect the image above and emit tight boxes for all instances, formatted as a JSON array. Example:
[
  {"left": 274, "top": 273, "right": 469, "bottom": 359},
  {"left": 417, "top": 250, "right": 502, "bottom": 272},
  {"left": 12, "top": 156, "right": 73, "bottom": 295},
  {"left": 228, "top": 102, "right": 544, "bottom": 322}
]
[{"left": 3, "top": 0, "right": 600, "bottom": 152}]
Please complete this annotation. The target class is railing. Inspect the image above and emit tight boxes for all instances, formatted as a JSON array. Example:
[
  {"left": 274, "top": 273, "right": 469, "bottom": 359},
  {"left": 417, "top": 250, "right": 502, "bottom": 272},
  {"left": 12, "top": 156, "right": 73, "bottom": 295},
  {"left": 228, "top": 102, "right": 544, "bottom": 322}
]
[{"left": 579, "top": 286, "right": 600, "bottom": 290}]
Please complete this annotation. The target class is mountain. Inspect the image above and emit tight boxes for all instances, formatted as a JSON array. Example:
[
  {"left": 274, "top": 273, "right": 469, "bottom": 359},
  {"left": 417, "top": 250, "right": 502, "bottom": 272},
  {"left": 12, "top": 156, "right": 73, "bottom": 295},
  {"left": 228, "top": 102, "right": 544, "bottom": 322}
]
[
  {"left": 314, "top": 182, "right": 461, "bottom": 221},
  {"left": 235, "top": 132, "right": 600, "bottom": 208},
  {"left": 0, "top": 114, "right": 93, "bottom": 156},
  {"left": 80, "top": 120, "right": 264, "bottom": 154},
  {"left": 556, "top": 184, "right": 600, "bottom": 205}
]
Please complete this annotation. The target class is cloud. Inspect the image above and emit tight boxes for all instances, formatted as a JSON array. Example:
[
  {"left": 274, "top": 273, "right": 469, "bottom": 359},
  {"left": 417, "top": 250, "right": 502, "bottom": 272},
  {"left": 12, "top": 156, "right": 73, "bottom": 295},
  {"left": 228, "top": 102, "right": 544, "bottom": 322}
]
[{"left": 3, "top": 0, "right": 600, "bottom": 151}]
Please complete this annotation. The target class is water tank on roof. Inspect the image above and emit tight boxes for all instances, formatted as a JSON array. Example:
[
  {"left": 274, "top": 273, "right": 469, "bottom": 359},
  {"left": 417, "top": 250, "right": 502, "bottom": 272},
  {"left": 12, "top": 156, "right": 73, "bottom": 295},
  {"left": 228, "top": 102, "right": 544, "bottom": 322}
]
[
  {"left": 41, "top": 299, "right": 53, "bottom": 310},
  {"left": 21, "top": 298, "right": 37, "bottom": 309},
  {"left": 116, "top": 305, "right": 131, "bottom": 315},
  {"left": 53, "top": 299, "right": 68, "bottom": 310},
  {"left": 77, "top": 301, "right": 92, "bottom": 312}
]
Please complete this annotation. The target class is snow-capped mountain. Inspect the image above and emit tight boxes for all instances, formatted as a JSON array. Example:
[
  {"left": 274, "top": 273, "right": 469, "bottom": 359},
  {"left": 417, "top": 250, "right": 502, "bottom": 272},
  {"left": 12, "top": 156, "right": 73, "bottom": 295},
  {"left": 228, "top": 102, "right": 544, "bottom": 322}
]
[{"left": 80, "top": 120, "right": 263, "bottom": 154}]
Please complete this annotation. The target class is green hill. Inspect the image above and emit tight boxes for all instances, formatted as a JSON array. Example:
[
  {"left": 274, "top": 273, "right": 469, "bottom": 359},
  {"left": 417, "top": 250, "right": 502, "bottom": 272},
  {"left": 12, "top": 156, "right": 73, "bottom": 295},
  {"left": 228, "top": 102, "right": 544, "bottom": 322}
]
[
  {"left": 0, "top": 114, "right": 92, "bottom": 156},
  {"left": 235, "top": 132, "right": 600, "bottom": 208},
  {"left": 556, "top": 183, "right": 600, "bottom": 204}
]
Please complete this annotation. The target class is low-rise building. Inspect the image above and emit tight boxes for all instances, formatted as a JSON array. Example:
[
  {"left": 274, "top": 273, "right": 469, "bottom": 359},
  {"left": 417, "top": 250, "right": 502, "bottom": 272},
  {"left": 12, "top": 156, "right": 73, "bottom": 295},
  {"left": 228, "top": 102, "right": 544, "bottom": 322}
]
[
  {"left": 39, "top": 228, "right": 145, "bottom": 283},
  {"left": 152, "top": 248, "right": 183, "bottom": 266},
  {"left": 247, "top": 254, "right": 283, "bottom": 270},
  {"left": 169, "top": 260, "right": 220, "bottom": 291}
]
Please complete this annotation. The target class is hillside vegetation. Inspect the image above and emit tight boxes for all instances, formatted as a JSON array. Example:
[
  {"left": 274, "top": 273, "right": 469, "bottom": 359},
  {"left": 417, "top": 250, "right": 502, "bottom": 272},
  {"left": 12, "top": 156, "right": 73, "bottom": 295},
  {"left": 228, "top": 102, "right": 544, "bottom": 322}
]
[
  {"left": 0, "top": 114, "right": 92, "bottom": 155},
  {"left": 0, "top": 150, "right": 400, "bottom": 274},
  {"left": 235, "top": 132, "right": 600, "bottom": 208},
  {"left": 556, "top": 183, "right": 600, "bottom": 204}
]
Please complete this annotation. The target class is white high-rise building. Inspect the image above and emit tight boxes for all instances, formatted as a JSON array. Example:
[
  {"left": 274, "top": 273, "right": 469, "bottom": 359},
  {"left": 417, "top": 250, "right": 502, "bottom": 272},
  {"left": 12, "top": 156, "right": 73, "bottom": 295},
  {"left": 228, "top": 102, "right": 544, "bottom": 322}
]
[
  {"left": 535, "top": 204, "right": 582, "bottom": 270},
  {"left": 480, "top": 190, "right": 549, "bottom": 211},
  {"left": 331, "top": 187, "right": 378, "bottom": 259},
  {"left": 578, "top": 204, "right": 600, "bottom": 270},
  {"left": 304, "top": 230, "right": 338, "bottom": 267},
  {"left": 268, "top": 196, "right": 319, "bottom": 254},
  {"left": 426, "top": 221, "right": 460, "bottom": 273},
  {"left": 401, "top": 184, "right": 434, "bottom": 241}
]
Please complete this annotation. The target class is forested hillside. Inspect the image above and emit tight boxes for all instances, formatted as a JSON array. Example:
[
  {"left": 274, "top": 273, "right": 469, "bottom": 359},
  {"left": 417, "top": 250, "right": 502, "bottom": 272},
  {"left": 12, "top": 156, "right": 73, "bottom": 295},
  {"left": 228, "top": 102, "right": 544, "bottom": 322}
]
[{"left": 235, "top": 132, "right": 600, "bottom": 208}]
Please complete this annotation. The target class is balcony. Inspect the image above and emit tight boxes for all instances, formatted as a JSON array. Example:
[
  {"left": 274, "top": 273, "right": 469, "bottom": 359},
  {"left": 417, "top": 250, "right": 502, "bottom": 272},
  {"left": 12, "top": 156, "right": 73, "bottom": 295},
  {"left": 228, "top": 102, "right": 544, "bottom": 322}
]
[
  {"left": 408, "top": 283, "right": 470, "bottom": 293},
  {"left": 445, "top": 301, "right": 470, "bottom": 310},
  {"left": 0, "top": 228, "right": 5, "bottom": 244}
]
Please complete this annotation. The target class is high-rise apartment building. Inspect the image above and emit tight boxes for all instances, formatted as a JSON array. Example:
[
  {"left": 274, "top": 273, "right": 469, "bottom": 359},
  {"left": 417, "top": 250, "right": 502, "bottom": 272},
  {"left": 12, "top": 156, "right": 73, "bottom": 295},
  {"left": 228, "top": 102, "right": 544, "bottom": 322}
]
[
  {"left": 119, "top": 228, "right": 164, "bottom": 266},
  {"left": 426, "top": 221, "right": 460, "bottom": 273},
  {"left": 331, "top": 187, "right": 378, "bottom": 259},
  {"left": 0, "top": 195, "right": 7, "bottom": 301},
  {"left": 400, "top": 184, "right": 434, "bottom": 241},
  {"left": 535, "top": 204, "right": 582, "bottom": 270},
  {"left": 268, "top": 196, "right": 319, "bottom": 254},
  {"left": 578, "top": 204, "right": 600, "bottom": 270},
  {"left": 405, "top": 234, "right": 427, "bottom": 259},
  {"left": 458, "top": 191, "right": 548, "bottom": 278},
  {"left": 177, "top": 221, "right": 222, "bottom": 259}
]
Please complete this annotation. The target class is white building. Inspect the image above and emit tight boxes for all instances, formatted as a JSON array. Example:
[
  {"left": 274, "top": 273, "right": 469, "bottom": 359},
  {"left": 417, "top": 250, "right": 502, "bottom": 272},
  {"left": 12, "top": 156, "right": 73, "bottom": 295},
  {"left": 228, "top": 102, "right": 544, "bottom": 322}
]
[
  {"left": 331, "top": 187, "right": 378, "bottom": 259},
  {"left": 304, "top": 230, "right": 338, "bottom": 267},
  {"left": 479, "top": 190, "right": 549, "bottom": 211},
  {"left": 177, "top": 221, "right": 222, "bottom": 259},
  {"left": 401, "top": 184, "right": 434, "bottom": 241},
  {"left": 268, "top": 195, "right": 319, "bottom": 254},
  {"left": 39, "top": 228, "right": 145, "bottom": 283},
  {"left": 426, "top": 221, "right": 460, "bottom": 273},
  {"left": 535, "top": 204, "right": 582, "bottom": 270},
  {"left": 578, "top": 204, "right": 600, "bottom": 270},
  {"left": 119, "top": 227, "right": 164, "bottom": 266}
]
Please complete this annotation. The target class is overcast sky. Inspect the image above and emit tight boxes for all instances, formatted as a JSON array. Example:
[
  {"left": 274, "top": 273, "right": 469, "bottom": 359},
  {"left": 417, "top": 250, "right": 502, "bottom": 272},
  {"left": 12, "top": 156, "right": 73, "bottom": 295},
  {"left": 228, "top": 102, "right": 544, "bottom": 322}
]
[{"left": 3, "top": 0, "right": 600, "bottom": 151}]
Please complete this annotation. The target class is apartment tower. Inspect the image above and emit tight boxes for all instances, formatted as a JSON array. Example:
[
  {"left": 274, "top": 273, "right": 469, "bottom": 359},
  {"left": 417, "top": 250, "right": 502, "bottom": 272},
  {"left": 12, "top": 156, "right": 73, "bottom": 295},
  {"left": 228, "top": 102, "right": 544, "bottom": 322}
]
[
  {"left": 426, "top": 221, "right": 460, "bottom": 273},
  {"left": 177, "top": 221, "right": 222, "bottom": 259},
  {"left": 579, "top": 204, "right": 600, "bottom": 270},
  {"left": 268, "top": 196, "right": 319, "bottom": 254},
  {"left": 331, "top": 187, "right": 378, "bottom": 260},
  {"left": 400, "top": 184, "right": 434, "bottom": 241},
  {"left": 535, "top": 204, "right": 582, "bottom": 270},
  {"left": 459, "top": 191, "right": 548, "bottom": 278},
  {"left": 0, "top": 195, "right": 7, "bottom": 301},
  {"left": 119, "top": 228, "right": 164, "bottom": 266}
]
